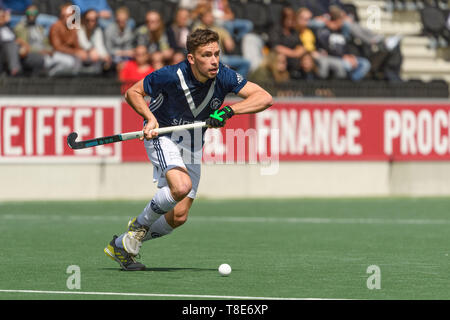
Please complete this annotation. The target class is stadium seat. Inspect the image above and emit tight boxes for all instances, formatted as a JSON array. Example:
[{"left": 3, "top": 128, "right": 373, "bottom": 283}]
[
  {"left": 267, "top": 1, "right": 287, "bottom": 28},
  {"left": 244, "top": 1, "right": 270, "bottom": 34},
  {"left": 146, "top": 0, "right": 177, "bottom": 26},
  {"left": 228, "top": 0, "right": 246, "bottom": 20},
  {"left": 35, "top": 0, "right": 49, "bottom": 15},
  {"left": 421, "top": 6, "right": 446, "bottom": 34},
  {"left": 46, "top": 0, "right": 67, "bottom": 16},
  {"left": 108, "top": 0, "right": 121, "bottom": 12},
  {"left": 124, "top": 0, "right": 147, "bottom": 27}
]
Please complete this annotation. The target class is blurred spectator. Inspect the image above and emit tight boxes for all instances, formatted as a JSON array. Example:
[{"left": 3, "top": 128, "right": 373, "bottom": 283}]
[
  {"left": 241, "top": 32, "right": 265, "bottom": 73},
  {"left": 299, "top": 52, "right": 320, "bottom": 80},
  {"left": 248, "top": 50, "right": 290, "bottom": 83},
  {"left": 0, "top": 7, "right": 21, "bottom": 75},
  {"left": 316, "top": 6, "right": 371, "bottom": 81},
  {"left": 322, "top": 5, "right": 402, "bottom": 81},
  {"left": 167, "top": 7, "right": 191, "bottom": 64},
  {"left": 193, "top": 0, "right": 263, "bottom": 72},
  {"left": 167, "top": 8, "right": 191, "bottom": 56},
  {"left": 295, "top": 7, "right": 346, "bottom": 80},
  {"left": 119, "top": 45, "right": 154, "bottom": 83},
  {"left": 189, "top": 0, "right": 210, "bottom": 21},
  {"left": 296, "top": 8, "right": 316, "bottom": 52},
  {"left": 268, "top": 6, "right": 306, "bottom": 79},
  {"left": 3, "top": 0, "right": 57, "bottom": 33},
  {"left": 193, "top": 7, "right": 250, "bottom": 77},
  {"left": 209, "top": 0, "right": 253, "bottom": 42},
  {"left": 105, "top": 7, "right": 135, "bottom": 71},
  {"left": 14, "top": 4, "right": 51, "bottom": 76},
  {"left": 135, "top": 10, "right": 174, "bottom": 67},
  {"left": 72, "top": 0, "right": 113, "bottom": 29},
  {"left": 302, "top": 0, "right": 347, "bottom": 19},
  {"left": 77, "top": 9, "right": 112, "bottom": 74},
  {"left": 49, "top": 3, "right": 86, "bottom": 76}
]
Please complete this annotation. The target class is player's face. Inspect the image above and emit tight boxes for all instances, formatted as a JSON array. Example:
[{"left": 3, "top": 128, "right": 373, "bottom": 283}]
[{"left": 188, "top": 41, "right": 220, "bottom": 83}]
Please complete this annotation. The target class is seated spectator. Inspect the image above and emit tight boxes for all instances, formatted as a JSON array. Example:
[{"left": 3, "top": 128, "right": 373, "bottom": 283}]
[
  {"left": 329, "top": 5, "right": 402, "bottom": 81},
  {"left": 167, "top": 7, "right": 191, "bottom": 62},
  {"left": 0, "top": 7, "right": 21, "bottom": 75},
  {"left": 193, "top": 7, "right": 250, "bottom": 77},
  {"left": 14, "top": 4, "right": 51, "bottom": 76},
  {"left": 190, "top": 0, "right": 211, "bottom": 22},
  {"left": 135, "top": 10, "right": 174, "bottom": 67},
  {"left": 105, "top": 7, "right": 135, "bottom": 71},
  {"left": 3, "top": 0, "right": 57, "bottom": 33},
  {"left": 299, "top": 52, "right": 320, "bottom": 80},
  {"left": 77, "top": 9, "right": 112, "bottom": 74},
  {"left": 296, "top": 7, "right": 316, "bottom": 52},
  {"left": 316, "top": 6, "right": 371, "bottom": 81},
  {"left": 49, "top": 3, "right": 87, "bottom": 76},
  {"left": 119, "top": 45, "right": 154, "bottom": 84},
  {"left": 295, "top": 7, "right": 346, "bottom": 80},
  {"left": 72, "top": 0, "right": 114, "bottom": 29},
  {"left": 268, "top": 6, "right": 306, "bottom": 79},
  {"left": 208, "top": 0, "right": 253, "bottom": 42},
  {"left": 248, "top": 50, "right": 290, "bottom": 84}
]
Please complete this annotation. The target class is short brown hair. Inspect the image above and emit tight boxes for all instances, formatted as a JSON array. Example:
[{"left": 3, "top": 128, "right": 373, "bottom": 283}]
[
  {"left": 116, "top": 6, "right": 130, "bottom": 17},
  {"left": 186, "top": 29, "right": 219, "bottom": 54}
]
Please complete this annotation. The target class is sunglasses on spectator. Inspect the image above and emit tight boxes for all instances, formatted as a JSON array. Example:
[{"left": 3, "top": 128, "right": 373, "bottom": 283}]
[{"left": 26, "top": 9, "right": 39, "bottom": 16}]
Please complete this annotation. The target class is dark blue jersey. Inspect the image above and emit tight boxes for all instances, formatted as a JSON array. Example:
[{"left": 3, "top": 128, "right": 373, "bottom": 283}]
[{"left": 143, "top": 60, "right": 246, "bottom": 131}]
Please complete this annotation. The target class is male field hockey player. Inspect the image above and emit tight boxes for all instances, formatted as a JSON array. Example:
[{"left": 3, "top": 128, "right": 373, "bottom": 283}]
[{"left": 104, "top": 28, "right": 273, "bottom": 270}]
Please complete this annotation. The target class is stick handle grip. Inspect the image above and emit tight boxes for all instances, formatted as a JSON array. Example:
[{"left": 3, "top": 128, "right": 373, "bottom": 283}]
[{"left": 120, "top": 121, "right": 207, "bottom": 141}]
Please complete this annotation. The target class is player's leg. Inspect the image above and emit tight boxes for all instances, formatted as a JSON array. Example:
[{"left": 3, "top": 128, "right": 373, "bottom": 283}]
[
  {"left": 117, "top": 166, "right": 191, "bottom": 255},
  {"left": 133, "top": 167, "right": 192, "bottom": 230},
  {"left": 130, "top": 160, "right": 200, "bottom": 244},
  {"left": 113, "top": 136, "right": 193, "bottom": 253},
  {"left": 144, "top": 196, "right": 194, "bottom": 240}
]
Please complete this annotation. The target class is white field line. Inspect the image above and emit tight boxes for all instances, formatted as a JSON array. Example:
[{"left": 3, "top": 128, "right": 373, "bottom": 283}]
[
  {"left": 0, "top": 289, "right": 339, "bottom": 300},
  {"left": 0, "top": 214, "right": 449, "bottom": 225}
]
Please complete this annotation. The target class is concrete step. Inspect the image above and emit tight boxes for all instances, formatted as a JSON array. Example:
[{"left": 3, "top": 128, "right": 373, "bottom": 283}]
[
  {"left": 378, "top": 21, "right": 422, "bottom": 35},
  {"left": 401, "top": 36, "right": 430, "bottom": 46},
  {"left": 402, "top": 58, "right": 450, "bottom": 73},
  {"left": 350, "top": 0, "right": 387, "bottom": 9},
  {"left": 401, "top": 46, "right": 436, "bottom": 59},
  {"left": 401, "top": 73, "right": 450, "bottom": 83},
  {"left": 357, "top": 8, "right": 393, "bottom": 21}
]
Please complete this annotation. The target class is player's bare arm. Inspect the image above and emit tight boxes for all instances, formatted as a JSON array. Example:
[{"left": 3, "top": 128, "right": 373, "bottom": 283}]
[
  {"left": 232, "top": 81, "right": 273, "bottom": 114},
  {"left": 125, "top": 79, "right": 159, "bottom": 140},
  {"left": 206, "top": 81, "right": 273, "bottom": 128}
]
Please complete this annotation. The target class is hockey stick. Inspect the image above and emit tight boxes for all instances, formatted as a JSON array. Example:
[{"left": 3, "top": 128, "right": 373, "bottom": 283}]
[{"left": 67, "top": 121, "right": 207, "bottom": 150}]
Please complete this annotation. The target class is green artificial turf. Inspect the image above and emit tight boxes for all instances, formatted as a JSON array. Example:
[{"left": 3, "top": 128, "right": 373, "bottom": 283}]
[{"left": 0, "top": 198, "right": 449, "bottom": 300}]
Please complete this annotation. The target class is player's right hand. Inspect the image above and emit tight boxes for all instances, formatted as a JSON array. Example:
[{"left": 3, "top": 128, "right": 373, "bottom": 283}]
[{"left": 141, "top": 119, "right": 159, "bottom": 141}]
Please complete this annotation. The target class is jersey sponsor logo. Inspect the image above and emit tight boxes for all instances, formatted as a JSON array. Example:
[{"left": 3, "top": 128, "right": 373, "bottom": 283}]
[
  {"left": 171, "top": 118, "right": 195, "bottom": 126},
  {"left": 209, "top": 98, "right": 222, "bottom": 110}
]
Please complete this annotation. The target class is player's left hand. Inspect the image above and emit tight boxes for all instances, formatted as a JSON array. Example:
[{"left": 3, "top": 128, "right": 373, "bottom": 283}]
[{"left": 206, "top": 106, "right": 234, "bottom": 128}]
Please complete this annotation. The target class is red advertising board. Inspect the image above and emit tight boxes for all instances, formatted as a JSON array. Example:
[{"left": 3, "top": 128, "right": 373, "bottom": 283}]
[
  {"left": 0, "top": 98, "right": 122, "bottom": 162},
  {"left": 1, "top": 98, "right": 450, "bottom": 162},
  {"left": 255, "top": 102, "right": 450, "bottom": 161}
]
